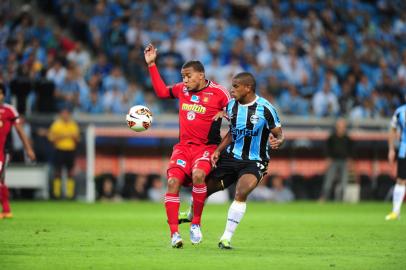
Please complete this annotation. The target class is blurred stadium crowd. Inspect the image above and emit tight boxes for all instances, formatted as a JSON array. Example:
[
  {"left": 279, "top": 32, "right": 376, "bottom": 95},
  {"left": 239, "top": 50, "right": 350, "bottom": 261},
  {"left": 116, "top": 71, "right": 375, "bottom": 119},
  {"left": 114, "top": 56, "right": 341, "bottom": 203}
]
[{"left": 1, "top": 0, "right": 405, "bottom": 118}]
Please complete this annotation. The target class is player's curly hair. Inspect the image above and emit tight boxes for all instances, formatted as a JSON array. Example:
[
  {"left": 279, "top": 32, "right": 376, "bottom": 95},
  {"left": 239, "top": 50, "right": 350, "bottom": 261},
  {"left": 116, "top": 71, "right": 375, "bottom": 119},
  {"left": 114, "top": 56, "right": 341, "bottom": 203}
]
[{"left": 182, "top": 60, "right": 205, "bottom": 73}]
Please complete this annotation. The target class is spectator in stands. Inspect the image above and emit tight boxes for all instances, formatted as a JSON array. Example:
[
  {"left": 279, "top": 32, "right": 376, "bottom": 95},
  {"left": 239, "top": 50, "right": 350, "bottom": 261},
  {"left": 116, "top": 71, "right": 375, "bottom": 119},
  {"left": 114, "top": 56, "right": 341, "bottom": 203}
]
[
  {"left": 269, "top": 175, "right": 295, "bottom": 203},
  {"left": 147, "top": 174, "right": 165, "bottom": 202},
  {"left": 90, "top": 53, "right": 112, "bottom": 78},
  {"left": 312, "top": 81, "right": 340, "bottom": 117},
  {"left": 129, "top": 174, "right": 149, "bottom": 200},
  {"left": 55, "top": 67, "right": 81, "bottom": 111},
  {"left": 67, "top": 41, "right": 91, "bottom": 76},
  {"left": 46, "top": 58, "right": 66, "bottom": 86},
  {"left": 356, "top": 74, "right": 374, "bottom": 102},
  {"left": 279, "top": 84, "right": 309, "bottom": 115},
  {"left": 81, "top": 90, "right": 104, "bottom": 114},
  {"left": 3, "top": 0, "right": 406, "bottom": 119},
  {"left": 102, "top": 66, "right": 127, "bottom": 93},
  {"left": 48, "top": 107, "right": 80, "bottom": 199},
  {"left": 319, "top": 118, "right": 354, "bottom": 202},
  {"left": 349, "top": 98, "right": 375, "bottom": 120},
  {"left": 248, "top": 175, "right": 273, "bottom": 201},
  {"left": 98, "top": 174, "right": 121, "bottom": 202}
]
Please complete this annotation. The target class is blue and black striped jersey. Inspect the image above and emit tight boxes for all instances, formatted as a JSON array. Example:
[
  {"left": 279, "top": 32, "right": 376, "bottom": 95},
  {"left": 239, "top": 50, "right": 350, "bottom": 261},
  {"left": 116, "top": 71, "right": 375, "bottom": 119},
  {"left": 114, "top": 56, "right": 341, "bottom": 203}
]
[
  {"left": 225, "top": 96, "right": 281, "bottom": 161},
  {"left": 391, "top": 104, "right": 406, "bottom": 158}
]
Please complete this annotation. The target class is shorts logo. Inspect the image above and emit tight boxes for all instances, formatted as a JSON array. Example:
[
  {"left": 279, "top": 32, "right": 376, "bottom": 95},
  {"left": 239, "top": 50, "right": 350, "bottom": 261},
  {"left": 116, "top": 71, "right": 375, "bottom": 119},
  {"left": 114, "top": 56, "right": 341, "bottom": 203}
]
[
  {"left": 176, "top": 159, "right": 186, "bottom": 167},
  {"left": 203, "top": 151, "right": 209, "bottom": 157},
  {"left": 191, "top": 95, "right": 199, "bottom": 103},
  {"left": 250, "top": 114, "right": 259, "bottom": 124},
  {"left": 256, "top": 162, "right": 265, "bottom": 170},
  {"left": 187, "top": 111, "right": 196, "bottom": 120}
]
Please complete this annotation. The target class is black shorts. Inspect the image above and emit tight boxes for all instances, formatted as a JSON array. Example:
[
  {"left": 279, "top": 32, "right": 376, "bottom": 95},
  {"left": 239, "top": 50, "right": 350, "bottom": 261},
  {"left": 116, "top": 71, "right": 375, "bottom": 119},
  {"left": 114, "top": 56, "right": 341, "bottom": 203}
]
[
  {"left": 209, "top": 152, "right": 268, "bottom": 190},
  {"left": 54, "top": 150, "right": 76, "bottom": 171},
  {"left": 398, "top": 158, "right": 406, "bottom": 179}
]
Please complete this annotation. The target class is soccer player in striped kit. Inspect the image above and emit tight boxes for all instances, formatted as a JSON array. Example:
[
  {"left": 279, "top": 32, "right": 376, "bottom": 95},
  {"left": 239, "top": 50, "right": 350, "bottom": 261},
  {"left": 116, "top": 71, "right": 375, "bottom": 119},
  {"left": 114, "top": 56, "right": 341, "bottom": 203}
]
[
  {"left": 144, "top": 44, "right": 230, "bottom": 247},
  {"left": 210, "top": 72, "right": 284, "bottom": 249},
  {"left": 385, "top": 102, "right": 406, "bottom": 220}
]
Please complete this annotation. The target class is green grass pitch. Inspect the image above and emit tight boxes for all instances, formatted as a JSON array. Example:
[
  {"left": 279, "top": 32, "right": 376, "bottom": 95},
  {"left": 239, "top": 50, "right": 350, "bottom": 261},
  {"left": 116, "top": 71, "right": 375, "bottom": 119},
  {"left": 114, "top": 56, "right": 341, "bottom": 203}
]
[{"left": 0, "top": 201, "right": 405, "bottom": 270}]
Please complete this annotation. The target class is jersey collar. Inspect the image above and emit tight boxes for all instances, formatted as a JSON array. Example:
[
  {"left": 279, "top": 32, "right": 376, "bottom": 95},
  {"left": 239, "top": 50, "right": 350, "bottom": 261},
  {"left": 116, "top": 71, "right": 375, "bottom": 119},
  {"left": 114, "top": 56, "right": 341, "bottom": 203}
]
[
  {"left": 188, "top": 80, "right": 210, "bottom": 93},
  {"left": 238, "top": 95, "right": 258, "bottom": 106}
]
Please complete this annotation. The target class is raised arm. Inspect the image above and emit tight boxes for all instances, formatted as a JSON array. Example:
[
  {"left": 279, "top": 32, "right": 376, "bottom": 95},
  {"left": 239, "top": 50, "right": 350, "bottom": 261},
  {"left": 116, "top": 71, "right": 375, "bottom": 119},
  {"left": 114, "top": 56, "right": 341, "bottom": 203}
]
[{"left": 144, "top": 43, "right": 173, "bottom": 99}]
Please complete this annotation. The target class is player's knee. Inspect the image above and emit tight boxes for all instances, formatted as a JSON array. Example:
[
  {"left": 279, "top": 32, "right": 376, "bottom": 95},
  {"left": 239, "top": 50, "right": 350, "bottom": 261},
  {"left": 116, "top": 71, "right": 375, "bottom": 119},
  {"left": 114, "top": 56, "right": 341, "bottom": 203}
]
[
  {"left": 192, "top": 170, "right": 206, "bottom": 184},
  {"left": 167, "top": 178, "right": 181, "bottom": 193}
]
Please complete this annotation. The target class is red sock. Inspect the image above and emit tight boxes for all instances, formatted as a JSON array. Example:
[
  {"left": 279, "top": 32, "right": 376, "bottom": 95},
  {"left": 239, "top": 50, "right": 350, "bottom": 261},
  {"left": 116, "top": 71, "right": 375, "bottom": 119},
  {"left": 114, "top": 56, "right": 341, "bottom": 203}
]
[
  {"left": 0, "top": 184, "right": 11, "bottom": 213},
  {"left": 164, "top": 193, "right": 180, "bottom": 236},
  {"left": 191, "top": 184, "right": 207, "bottom": 225}
]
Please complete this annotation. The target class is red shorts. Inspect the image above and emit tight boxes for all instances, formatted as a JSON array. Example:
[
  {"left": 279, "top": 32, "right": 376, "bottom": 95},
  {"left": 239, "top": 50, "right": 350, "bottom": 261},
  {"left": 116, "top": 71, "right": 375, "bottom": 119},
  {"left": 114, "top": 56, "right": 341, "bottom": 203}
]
[{"left": 167, "top": 143, "right": 217, "bottom": 186}]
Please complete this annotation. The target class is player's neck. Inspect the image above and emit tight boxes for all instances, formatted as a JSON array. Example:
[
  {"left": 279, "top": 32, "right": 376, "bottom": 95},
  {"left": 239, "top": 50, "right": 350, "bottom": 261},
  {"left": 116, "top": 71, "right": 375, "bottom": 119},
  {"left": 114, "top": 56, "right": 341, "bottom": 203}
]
[
  {"left": 239, "top": 94, "right": 257, "bottom": 105},
  {"left": 193, "top": 79, "right": 209, "bottom": 92}
]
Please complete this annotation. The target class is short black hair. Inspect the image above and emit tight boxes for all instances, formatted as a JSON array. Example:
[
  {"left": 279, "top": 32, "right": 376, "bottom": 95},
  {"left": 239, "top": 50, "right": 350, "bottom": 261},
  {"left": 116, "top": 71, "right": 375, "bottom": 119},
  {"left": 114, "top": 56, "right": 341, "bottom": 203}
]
[
  {"left": 233, "top": 72, "right": 256, "bottom": 92},
  {"left": 182, "top": 60, "right": 205, "bottom": 73}
]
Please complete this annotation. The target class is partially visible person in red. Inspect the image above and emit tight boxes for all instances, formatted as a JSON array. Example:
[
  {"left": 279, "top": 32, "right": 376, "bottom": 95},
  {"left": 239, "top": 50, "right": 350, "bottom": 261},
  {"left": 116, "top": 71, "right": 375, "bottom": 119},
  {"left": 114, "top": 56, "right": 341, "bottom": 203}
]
[
  {"left": 0, "top": 83, "right": 36, "bottom": 219},
  {"left": 144, "top": 43, "right": 230, "bottom": 248}
]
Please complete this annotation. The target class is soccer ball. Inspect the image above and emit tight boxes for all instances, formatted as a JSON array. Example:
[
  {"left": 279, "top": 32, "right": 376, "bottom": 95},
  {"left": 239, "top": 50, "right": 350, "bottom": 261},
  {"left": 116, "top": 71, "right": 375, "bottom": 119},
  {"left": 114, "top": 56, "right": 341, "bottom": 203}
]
[{"left": 126, "top": 105, "right": 153, "bottom": 132}]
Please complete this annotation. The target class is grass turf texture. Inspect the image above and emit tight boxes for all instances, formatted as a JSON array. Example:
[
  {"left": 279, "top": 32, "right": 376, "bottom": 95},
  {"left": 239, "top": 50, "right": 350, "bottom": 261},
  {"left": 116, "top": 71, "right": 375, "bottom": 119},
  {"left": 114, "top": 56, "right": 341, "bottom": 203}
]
[{"left": 0, "top": 202, "right": 405, "bottom": 270}]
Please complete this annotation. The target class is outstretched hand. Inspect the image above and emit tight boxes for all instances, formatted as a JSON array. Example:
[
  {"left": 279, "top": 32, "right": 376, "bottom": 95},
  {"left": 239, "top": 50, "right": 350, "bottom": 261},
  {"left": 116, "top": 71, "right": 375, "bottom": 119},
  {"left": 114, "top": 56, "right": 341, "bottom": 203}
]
[{"left": 144, "top": 43, "right": 157, "bottom": 66}]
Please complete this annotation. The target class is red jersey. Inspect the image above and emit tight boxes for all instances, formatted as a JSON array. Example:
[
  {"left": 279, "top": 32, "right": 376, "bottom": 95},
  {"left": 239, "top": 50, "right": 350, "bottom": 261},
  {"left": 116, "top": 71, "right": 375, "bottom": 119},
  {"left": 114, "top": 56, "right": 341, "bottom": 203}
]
[
  {"left": 149, "top": 65, "right": 230, "bottom": 145},
  {"left": 0, "top": 103, "right": 19, "bottom": 151}
]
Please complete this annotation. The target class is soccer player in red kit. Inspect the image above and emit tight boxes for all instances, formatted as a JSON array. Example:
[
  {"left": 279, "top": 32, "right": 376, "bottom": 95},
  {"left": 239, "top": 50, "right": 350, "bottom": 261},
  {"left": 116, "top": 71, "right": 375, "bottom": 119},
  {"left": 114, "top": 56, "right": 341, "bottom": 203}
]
[
  {"left": 0, "top": 84, "right": 36, "bottom": 218},
  {"left": 144, "top": 43, "right": 230, "bottom": 248}
]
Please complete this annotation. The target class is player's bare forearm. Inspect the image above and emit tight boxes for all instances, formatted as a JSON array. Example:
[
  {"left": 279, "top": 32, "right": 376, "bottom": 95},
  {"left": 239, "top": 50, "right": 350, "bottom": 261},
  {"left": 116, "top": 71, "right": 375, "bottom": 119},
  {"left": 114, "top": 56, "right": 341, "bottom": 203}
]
[
  {"left": 388, "top": 128, "right": 397, "bottom": 152},
  {"left": 270, "top": 127, "right": 284, "bottom": 149},
  {"left": 15, "top": 123, "right": 36, "bottom": 161},
  {"left": 211, "top": 132, "right": 232, "bottom": 167},
  {"left": 388, "top": 127, "right": 397, "bottom": 163},
  {"left": 217, "top": 131, "right": 232, "bottom": 153}
]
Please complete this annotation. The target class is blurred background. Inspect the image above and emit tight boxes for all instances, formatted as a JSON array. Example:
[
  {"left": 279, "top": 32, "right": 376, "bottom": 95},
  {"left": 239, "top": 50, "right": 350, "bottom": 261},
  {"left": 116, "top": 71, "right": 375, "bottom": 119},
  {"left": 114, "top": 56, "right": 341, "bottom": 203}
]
[{"left": 2, "top": 0, "right": 405, "bottom": 203}]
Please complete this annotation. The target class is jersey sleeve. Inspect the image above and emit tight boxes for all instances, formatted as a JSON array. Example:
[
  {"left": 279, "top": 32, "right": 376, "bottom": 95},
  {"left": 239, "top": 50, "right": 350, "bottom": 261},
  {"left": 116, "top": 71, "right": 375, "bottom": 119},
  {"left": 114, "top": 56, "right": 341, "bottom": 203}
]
[
  {"left": 265, "top": 104, "right": 282, "bottom": 129},
  {"left": 390, "top": 110, "right": 399, "bottom": 129},
  {"left": 148, "top": 65, "right": 179, "bottom": 99},
  {"left": 219, "top": 85, "right": 231, "bottom": 108},
  {"left": 169, "top": 83, "right": 183, "bottom": 98},
  {"left": 8, "top": 105, "right": 20, "bottom": 125}
]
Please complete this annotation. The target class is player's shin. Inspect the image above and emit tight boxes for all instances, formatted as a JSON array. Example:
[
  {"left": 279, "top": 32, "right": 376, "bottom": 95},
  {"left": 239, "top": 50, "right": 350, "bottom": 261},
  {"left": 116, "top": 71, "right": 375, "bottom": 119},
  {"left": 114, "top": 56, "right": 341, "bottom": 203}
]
[
  {"left": 165, "top": 193, "right": 180, "bottom": 235},
  {"left": 220, "top": 200, "right": 246, "bottom": 241},
  {"left": 392, "top": 183, "right": 405, "bottom": 214},
  {"left": 191, "top": 183, "right": 207, "bottom": 225},
  {"left": 0, "top": 183, "right": 11, "bottom": 213}
]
